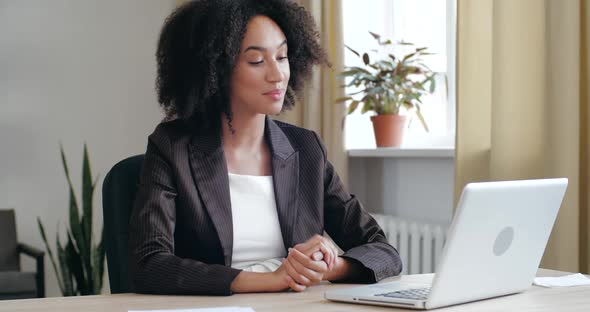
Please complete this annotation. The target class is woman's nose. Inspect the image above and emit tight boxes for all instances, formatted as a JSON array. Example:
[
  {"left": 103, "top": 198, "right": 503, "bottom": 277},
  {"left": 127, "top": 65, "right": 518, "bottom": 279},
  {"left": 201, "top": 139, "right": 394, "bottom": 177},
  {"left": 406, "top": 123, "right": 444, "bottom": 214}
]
[{"left": 266, "top": 60, "right": 284, "bottom": 82}]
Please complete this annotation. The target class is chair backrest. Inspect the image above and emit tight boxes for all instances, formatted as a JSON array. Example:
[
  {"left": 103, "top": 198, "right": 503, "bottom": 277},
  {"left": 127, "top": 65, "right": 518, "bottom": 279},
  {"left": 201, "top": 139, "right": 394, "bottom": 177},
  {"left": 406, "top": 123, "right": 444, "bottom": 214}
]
[
  {"left": 102, "top": 154, "right": 144, "bottom": 294},
  {"left": 0, "top": 209, "right": 19, "bottom": 271}
]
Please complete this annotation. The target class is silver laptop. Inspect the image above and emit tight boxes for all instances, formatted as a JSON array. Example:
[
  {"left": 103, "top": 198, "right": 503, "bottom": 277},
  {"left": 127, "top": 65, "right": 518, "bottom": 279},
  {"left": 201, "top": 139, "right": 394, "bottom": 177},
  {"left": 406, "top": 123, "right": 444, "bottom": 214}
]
[{"left": 325, "top": 178, "right": 568, "bottom": 310}]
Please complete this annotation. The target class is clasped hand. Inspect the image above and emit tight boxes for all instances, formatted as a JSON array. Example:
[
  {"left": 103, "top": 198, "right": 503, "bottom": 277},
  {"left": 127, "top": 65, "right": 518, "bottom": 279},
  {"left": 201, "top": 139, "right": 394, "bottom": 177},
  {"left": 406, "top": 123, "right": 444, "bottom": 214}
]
[{"left": 273, "top": 234, "right": 340, "bottom": 292}]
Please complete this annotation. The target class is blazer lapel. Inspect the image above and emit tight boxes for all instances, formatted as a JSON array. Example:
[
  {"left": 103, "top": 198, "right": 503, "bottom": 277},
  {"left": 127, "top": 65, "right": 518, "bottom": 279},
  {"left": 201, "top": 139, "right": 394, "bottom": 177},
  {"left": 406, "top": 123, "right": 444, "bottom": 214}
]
[
  {"left": 188, "top": 132, "right": 234, "bottom": 266},
  {"left": 266, "top": 118, "right": 299, "bottom": 249},
  {"left": 187, "top": 118, "right": 300, "bottom": 265}
]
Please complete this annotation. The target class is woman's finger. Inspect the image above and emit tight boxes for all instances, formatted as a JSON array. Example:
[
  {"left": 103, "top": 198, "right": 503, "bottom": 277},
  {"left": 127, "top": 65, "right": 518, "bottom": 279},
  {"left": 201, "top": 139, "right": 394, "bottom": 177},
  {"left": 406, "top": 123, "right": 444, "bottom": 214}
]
[
  {"left": 318, "top": 242, "right": 335, "bottom": 270},
  {"left": 285, "top": 256, "right": 312, "bottom": 286},
  {"left": 286, "top": 275, "right": 306, "bottom": 292},
  {"left": 288, "top": 256, "right": 323, "bottom": 284},
  {"left": 290, "top": 248, "right": 328, "bottom": 274},
  {"left": 297, "top": 240, "right": 333, "bottom": 270},
  {"left": 331, "top": 244, "right": 340, "bottom": 269}
]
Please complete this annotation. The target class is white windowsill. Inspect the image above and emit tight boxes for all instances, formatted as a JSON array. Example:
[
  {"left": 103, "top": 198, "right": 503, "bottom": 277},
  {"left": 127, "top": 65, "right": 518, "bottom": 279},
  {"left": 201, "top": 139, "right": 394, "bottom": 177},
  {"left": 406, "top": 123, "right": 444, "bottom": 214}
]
[{"left": 348, "top": 147, "right": 454, "bottom": 158}]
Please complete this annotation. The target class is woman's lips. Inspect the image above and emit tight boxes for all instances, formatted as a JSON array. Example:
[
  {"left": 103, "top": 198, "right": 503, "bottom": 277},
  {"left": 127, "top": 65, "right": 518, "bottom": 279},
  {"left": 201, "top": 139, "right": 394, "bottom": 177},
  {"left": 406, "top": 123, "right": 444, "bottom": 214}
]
[{"left": 264, "top": 89, "right": 284, "bottom": 101}]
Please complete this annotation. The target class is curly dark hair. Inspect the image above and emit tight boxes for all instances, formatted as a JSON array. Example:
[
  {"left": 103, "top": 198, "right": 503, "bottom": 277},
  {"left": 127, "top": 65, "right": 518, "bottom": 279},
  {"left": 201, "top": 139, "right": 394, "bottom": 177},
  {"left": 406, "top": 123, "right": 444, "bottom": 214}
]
[{"left": 155, "top": 0, "right": 329, "bottom": 131}]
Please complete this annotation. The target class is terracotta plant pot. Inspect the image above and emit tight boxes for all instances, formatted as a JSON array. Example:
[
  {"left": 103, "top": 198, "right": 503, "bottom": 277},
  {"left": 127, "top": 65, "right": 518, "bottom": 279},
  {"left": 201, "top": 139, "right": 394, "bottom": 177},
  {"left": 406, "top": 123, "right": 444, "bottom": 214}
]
[{"left": 370, "top": 114, "right": 407, "bottom": 147}]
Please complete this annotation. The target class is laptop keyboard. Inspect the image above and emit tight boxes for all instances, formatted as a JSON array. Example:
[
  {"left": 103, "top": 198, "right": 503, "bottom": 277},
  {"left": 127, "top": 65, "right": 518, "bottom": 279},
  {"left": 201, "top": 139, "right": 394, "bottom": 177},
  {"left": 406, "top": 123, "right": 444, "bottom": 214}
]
[{"left": 375, "top": 287, "right": 431, "bottom": 300}]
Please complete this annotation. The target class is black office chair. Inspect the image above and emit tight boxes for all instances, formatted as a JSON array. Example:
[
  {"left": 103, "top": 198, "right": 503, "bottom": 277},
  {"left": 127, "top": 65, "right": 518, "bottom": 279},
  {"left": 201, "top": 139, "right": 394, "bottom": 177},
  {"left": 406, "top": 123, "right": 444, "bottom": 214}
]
[
  {"left": 102, "top": 154, "right": 144, "bottom": 294},
  {"left": 0, "top": 209, "right": 45, "bottom": 300}
]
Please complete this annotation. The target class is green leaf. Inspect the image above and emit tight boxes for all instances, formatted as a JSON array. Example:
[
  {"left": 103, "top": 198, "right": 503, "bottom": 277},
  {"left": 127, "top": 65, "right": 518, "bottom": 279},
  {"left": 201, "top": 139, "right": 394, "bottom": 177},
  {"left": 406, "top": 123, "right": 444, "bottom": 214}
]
[
  {"left": 42, "top": 143, "right": 104, "bottom": 297},
  {"left": 368, "top": 31, "right": 381, "bottom": 40},
  {"left": 365, "top": 86, "right": 384, "bottom": 96},
  {"left": 347, "top": 101, "right": 360, "bottom": 114},
  {"left": 65, "top": 232, "right": 87, "bottom": 295},
  {"left": 335, "top": 96, "right": 352, "bottom": 104},
  {"left": 416, "top": 106, "right": 430, "bottom": 132},
  {"left": 402, "top": 100, "right": 414, "bottom": 110},
  {"left": 402, "top": 52, "right": 418, "bottom": 63},
  {"left": 375, "top": 60, "right": 394, "bottom": 69},
  {"left": 92, "top": 227, "right": 106, "bottom": 294},
  {"left": 57, "top": 232, "right": 75, "bottom": 296},
  {"left": 81, "top": 143, "right": 94, "bottom": 284},
  {"left": 429, "top": 76, "right": 437, "bottom": 93},
  {"left": 362, "top": 53, "right": 370, "bottom": 65},
  {"left": 37, "top": 219, "right": 64, "bottom": 294},
  {"left": 344, "top": 45, "right": 360, "bottom": 57},
  {"left": 361, "top": 97, "right": 374, "bottom": 114},
  {"left": 338, "top": 69, "right": 361, "bottom": 77},
  {"left": 61, "top": 145, "right": 89, "bottom": 287}
]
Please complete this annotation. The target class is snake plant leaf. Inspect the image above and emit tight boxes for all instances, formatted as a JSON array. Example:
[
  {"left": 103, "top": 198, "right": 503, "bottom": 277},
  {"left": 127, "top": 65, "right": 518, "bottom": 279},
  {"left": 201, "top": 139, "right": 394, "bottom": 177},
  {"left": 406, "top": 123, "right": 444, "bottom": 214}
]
[
  {"left": 67, "top": 175, "right": 87, "bottom": 278},
  {"left": 61, "top": 146, "right": 86, "bottom": 260},
  {"left": 56, "top": 233, "right": 74, "bottom": 296},
  {"left": 82, "top": 144, "right": 92, "bottom": 251},
  {"left": 66, "top": 232, "right": 88, "bottom": 295},
  {"left": 37, "top": 218, "right": 64, "bottom": 294},
  {"left": 92, "top": 175, "right": 100, "bottom": 191},
  {"left": 92, "top": 228, "right": 106, "bottom": 293},
  {"left": 38, "top": 144, "right": 104, "bottom": 296},
  {"left": 81, "top": 144, "right": 94, "bottom": 285},
  {"left": 60, "top": 144, "right": 79, "bottom": 210}
]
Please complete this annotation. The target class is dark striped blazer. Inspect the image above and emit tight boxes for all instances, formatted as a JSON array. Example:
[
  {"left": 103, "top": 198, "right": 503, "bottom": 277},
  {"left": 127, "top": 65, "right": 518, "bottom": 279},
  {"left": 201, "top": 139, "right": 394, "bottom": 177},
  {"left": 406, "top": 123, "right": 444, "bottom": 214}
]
[{"left": 128, "top": 116, "right": 402, "bottom": 296}]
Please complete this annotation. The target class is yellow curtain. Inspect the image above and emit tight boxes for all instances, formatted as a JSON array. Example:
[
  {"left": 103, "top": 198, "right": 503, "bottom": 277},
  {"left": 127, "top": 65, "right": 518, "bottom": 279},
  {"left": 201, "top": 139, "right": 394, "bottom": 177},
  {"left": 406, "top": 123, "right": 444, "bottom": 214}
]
[
  {"left": 274, "top": 0, "right": 347, "bottom": 185},
  {"left": 456, "top": 0, "right": 590, "bottom": 273}
]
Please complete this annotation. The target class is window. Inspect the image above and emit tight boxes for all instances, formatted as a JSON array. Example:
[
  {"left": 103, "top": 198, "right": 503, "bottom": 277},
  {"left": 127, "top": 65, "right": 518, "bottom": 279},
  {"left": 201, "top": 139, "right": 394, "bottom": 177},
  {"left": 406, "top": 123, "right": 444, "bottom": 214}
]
[{"left": 342, "top": 0, "right": 456, "bottom": 149}]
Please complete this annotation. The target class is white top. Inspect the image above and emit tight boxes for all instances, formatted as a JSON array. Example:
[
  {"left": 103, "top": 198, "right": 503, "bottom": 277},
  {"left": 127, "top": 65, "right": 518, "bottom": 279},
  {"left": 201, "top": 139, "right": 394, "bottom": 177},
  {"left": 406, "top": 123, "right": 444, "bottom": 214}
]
[{"left": 228, "top": 172, "right": 286, "bottom": 272}]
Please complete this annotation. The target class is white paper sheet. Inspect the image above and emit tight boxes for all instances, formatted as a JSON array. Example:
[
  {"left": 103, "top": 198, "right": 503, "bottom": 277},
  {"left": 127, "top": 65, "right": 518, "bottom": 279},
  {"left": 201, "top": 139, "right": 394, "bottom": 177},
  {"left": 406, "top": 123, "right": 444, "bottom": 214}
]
[
  {"left": 533, "top": 273, "right": 590, "bottom": 287},
  {"left": 129, "top": 307, "right": 255, "bottom": 312}
]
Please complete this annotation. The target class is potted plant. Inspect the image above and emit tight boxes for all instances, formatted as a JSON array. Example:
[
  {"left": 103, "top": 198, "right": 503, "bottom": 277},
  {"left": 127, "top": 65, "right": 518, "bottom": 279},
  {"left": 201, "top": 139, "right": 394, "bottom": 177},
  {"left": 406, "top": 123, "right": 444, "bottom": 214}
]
[
  {"left": 37, "top": 144, "right": 105, "bottom": 296},
  {"left": 337, "top": 32, "right": 437, "bottom": 147}
]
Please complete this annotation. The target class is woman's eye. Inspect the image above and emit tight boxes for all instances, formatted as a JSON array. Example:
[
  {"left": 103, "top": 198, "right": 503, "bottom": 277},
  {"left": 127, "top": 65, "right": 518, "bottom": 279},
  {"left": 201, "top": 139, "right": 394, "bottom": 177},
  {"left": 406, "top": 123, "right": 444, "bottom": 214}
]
[
  {"left": 248, "top": 60, "right": 264, "bottom": 65},
  {"left": 278, "top": 56, "right": 288, "bottom": 61}
]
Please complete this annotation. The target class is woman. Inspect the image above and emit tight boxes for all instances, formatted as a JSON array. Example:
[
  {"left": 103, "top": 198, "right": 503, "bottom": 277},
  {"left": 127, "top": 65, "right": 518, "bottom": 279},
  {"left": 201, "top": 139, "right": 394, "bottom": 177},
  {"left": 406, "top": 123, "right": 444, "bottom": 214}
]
[{"left": 128, "top": 0, "right": 402, "bottom": 296}]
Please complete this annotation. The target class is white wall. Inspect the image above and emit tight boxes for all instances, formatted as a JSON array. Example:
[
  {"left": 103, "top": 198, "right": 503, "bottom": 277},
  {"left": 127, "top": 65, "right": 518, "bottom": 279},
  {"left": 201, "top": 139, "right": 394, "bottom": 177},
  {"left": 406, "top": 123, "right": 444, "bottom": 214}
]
[
  {"left": 349, "top": 156, "right": 454, "bottom": 226},
  {"left": 0, "top": 0, "right": 175, "bottom": 297}
]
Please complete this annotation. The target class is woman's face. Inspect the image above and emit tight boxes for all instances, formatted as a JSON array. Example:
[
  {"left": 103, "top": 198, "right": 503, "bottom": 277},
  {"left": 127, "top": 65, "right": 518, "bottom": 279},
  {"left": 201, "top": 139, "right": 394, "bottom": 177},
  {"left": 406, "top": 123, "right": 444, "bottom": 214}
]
[{"left": 230, "top": 15, "right": 290, "bottom": 117}]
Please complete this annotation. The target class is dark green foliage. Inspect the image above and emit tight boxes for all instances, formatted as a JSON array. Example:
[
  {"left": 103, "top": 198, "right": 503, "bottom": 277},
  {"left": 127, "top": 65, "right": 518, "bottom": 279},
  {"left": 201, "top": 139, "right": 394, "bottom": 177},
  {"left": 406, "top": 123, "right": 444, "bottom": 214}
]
[{"left": 37, "top": 144, "right": 105, "bottom": 296}]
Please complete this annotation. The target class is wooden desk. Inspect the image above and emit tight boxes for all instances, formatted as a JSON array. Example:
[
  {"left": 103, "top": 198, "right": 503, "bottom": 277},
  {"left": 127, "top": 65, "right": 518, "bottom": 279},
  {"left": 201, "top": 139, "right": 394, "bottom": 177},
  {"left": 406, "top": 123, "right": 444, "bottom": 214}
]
[{"left": 2, "top": 269, "right": 589, "bottom": 312}]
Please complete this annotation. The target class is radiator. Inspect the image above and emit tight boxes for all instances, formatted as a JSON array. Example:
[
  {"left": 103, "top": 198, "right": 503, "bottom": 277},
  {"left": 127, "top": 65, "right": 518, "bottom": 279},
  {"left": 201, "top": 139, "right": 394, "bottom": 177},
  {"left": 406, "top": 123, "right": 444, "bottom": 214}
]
[{"left": 371, "top": 214, "right": 448, "bottom": 275}]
